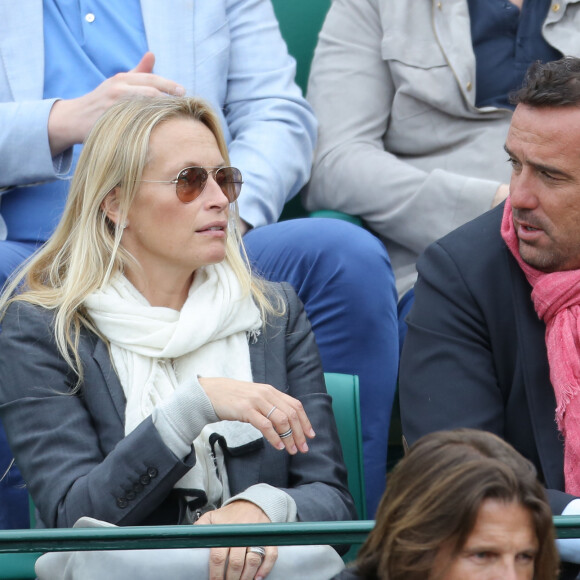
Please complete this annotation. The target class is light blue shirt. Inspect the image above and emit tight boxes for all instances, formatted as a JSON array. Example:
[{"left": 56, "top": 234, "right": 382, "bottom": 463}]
[
  {"left": 1, "top": 0, "right": 148, "bottom": 242},
  {"left": 0, "top": 0, "right": 316, "bottom": 241}
]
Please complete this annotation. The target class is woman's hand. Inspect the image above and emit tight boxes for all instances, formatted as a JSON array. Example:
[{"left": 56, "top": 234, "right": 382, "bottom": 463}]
[
  {"left": 198, "top": 377, "right": 315, "bottom": 455},
  {"left": 194, "top": 500, "right": 276, "bottom": 580}
]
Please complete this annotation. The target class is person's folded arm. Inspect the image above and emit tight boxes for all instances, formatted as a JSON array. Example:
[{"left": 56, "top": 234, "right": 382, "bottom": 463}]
[{"left": 305, "top": 0, "right": 498, "bottom": 255}]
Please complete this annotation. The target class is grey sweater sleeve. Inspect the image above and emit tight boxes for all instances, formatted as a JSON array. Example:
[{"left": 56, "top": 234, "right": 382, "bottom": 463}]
[{"left": 152, "top": 376, "right": 218, "bottom": 458}]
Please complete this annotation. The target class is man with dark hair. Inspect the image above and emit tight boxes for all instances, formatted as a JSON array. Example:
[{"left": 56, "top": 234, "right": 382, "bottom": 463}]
[{"left": 399, "top": 56, "right": 580, "bottom": 571}]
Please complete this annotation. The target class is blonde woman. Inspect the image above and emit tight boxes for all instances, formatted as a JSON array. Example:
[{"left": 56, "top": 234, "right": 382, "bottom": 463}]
[{"left": 0, "top": 96, "right": 355, "bottom": 580}]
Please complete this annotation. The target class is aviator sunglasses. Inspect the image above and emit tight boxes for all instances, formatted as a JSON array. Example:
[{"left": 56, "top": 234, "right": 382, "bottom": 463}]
[{"left": 140, "top": 166, "right": 243, "bottom": 204}]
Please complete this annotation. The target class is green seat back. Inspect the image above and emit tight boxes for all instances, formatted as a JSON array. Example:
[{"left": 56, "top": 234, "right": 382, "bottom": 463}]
[
  {"left": 325, "top": 372, "right": 366, "bottom": 563},
  {"left": 271, "top": 0, "right": 331, "bottom": 95},
  {"left": 310, "top": 210, "right": 364, "bottom": 228},
  {"left": 324, "top": 373, "right": 366, "bottom": 521},
  {"left": 272, "top": 1, "right": 363, "bottom": 226},
  {"left": 0, "top": 553, "right": 38, "bottom": 579},
  {"left": 272, "top": 0, "right": 333, "bottom": 222}
]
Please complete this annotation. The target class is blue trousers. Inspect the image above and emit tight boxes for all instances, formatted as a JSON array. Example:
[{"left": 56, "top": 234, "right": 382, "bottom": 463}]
[{"left": 0, "top": 219, "right": 399, "bottom": 524}]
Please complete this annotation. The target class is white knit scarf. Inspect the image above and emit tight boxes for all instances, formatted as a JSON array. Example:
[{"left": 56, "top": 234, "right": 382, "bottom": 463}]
[{"left": 84, "top": 263, "right": 262, "bottom": 505}]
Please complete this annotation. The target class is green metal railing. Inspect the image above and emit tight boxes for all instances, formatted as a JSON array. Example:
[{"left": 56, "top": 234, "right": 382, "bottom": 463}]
[
  {"left": 2, "top": 517, "right": 580, "bottom": 554},
  {"left": 553, "top": 516, "right": 580, "bottom": 539},
  {"left": 0, "top": 521, "right": 375, "bottom": 554}
]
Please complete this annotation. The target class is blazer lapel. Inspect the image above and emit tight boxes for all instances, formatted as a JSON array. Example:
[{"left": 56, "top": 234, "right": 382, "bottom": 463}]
[
  {"left": 508, "top": 252, "right": 565, "bottom": 490},
  {"left": 250, "top": 332, "right": 267, "bottom": 386},
  {"left": 140, "top": 0, "right": 195, "bottom": 90},
  {"left": 0, "top": 0, "right": 45, "bottom": 100},
  {"left": 92, "top": 339, "right": 126, "bottom": 424}
]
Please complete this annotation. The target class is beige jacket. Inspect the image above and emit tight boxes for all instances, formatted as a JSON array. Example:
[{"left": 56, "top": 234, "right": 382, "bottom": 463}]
[{"left": 305, "top": 0, "right": 580, "bottom": 297}]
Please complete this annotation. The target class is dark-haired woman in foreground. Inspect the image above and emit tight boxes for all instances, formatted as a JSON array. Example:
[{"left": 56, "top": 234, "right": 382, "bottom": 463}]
[{"left": 334, "top": 429, "right": 558, "bottom": 580}]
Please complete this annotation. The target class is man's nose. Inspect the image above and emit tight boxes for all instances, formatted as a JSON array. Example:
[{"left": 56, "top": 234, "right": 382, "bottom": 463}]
[{"left": 509, "top": 169, "right": 538, "bottom": 210}]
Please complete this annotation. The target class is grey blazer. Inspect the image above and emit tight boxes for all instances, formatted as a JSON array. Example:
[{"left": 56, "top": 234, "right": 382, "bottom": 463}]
[{"left": 0, "top": 283, "right": 355, "bottom": 529}]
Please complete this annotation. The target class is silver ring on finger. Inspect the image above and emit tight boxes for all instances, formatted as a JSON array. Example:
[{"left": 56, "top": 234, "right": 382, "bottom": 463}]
[
  {"left": 278, "top": 428, "right": 293, "bottom": 439},
  {"left": 247, "top": 546, "right": 266, "bottom": 564},
  {"left": 266, "top": 406, "right": 277, "bottom": 420}
]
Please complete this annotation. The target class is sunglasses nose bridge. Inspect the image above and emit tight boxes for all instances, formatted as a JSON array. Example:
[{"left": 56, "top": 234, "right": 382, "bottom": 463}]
[{"left": 203, "top": 170, "right": 231, "bottom": 204}]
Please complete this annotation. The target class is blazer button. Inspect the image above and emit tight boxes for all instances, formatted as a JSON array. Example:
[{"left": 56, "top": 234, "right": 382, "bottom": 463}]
[
  {"left": 126, "top": 490, "right": 137, "bottom": 501},
  {"left": 140, "top": 474, "right": 151, "bottom": 486},
  {"left": 147, "top": 467, "right": 158, "bottom": 478},
  {"left": 133, "top": 483, "right": 144, "bottom": 494},
  {"left": 117, "top": 497, "right": 128, "bottom": 509}
]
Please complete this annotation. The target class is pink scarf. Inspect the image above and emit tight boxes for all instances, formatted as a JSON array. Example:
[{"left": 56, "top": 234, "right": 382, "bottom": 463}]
[{"left": 501, "top": 198, "right": 580, "bottom": 494}]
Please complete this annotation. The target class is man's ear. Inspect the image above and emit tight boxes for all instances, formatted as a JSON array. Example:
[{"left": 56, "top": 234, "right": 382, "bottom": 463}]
[{"left": 101, "top": 187, "right": 123, "bottom": 226}]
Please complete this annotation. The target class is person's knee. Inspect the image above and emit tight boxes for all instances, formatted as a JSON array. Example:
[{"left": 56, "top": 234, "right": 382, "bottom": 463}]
[
  {"left": 285, "top": 218, "right": 393, "bottom": 279},
  {"left": 303, "top": 220, "right": 396, "bottom": 300},
  {"left": 244, "top": 218, "right": 398, "bottom": 321}
]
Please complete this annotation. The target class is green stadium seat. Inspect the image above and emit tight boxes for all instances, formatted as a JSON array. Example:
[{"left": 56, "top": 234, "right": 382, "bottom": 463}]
[{"left": 272, "top": 0, "right": 362, "bottom": 226}]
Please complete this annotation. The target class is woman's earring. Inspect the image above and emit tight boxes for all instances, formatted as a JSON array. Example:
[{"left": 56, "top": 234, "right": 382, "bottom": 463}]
[{"left": 121, "top": 222, "right": 128, "bottom": 230}]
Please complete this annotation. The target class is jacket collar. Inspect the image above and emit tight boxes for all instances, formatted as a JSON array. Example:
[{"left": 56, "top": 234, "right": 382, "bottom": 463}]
[{"left": 92, "top": 338, "right": 126, "bottom": 425}]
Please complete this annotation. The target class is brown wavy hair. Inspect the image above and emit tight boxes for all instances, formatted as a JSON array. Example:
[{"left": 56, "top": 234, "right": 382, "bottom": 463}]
[{"left": 355, "top": 429, "right": 558, "bottom": 580}]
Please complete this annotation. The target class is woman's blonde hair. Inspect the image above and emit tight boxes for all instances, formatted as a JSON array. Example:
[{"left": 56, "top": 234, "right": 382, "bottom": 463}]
[{"left": 0, "top": 96, "right": 282, "bottom": 381}]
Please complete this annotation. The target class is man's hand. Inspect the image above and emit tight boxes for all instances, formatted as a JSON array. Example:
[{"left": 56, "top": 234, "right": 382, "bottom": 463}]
[
  {"left": 195, "top": 500, "right": 277, "bottom": 580},
  {"left": 47, "top": 52, "right": 186, "bottom": 156}
]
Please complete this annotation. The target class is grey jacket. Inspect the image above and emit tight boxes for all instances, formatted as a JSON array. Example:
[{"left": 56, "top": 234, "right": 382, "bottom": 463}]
[
  {"left": 0, "top": 283, "right": 355, "bottom": 529},
  {"left": 305, "top": 0, "right": 580, "bottom": 297}
]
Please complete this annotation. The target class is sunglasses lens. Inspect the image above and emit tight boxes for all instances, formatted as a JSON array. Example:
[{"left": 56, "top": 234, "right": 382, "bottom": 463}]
[
  {"left": 215, "top": 167, "right": 243, "bottom": 203},
  {"left": 175, "top": 167, "right": 207, "bottom": 203}
]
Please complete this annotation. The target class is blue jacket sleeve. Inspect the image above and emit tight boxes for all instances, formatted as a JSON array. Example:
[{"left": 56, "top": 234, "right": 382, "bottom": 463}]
[
  {"left": 223, "top": 0, "right": 317, "bottom": 227},
  {"left": 0, "top": 99, "right": 73, "bottom": 189}
]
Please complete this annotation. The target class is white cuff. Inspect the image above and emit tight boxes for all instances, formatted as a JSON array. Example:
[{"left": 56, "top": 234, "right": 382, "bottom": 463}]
[{"left": 224, "top": 483, "right": 297, "bottom": 523}]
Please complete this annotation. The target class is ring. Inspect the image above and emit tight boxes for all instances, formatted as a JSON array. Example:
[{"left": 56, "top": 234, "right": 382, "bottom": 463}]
[
  {"left": 278, "top": 428, "right": 293, "bottom": 439},
  {"left": 266, "top": 406, "right": 277, "bottom": 420},
  {"left": 247, "top": 546, "right": 266, "bottom": 564}
]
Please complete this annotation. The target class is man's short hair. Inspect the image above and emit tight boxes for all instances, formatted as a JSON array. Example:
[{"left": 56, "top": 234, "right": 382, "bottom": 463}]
[{"left": 511, "top": 56, "right": 580, "bottom": 108}]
